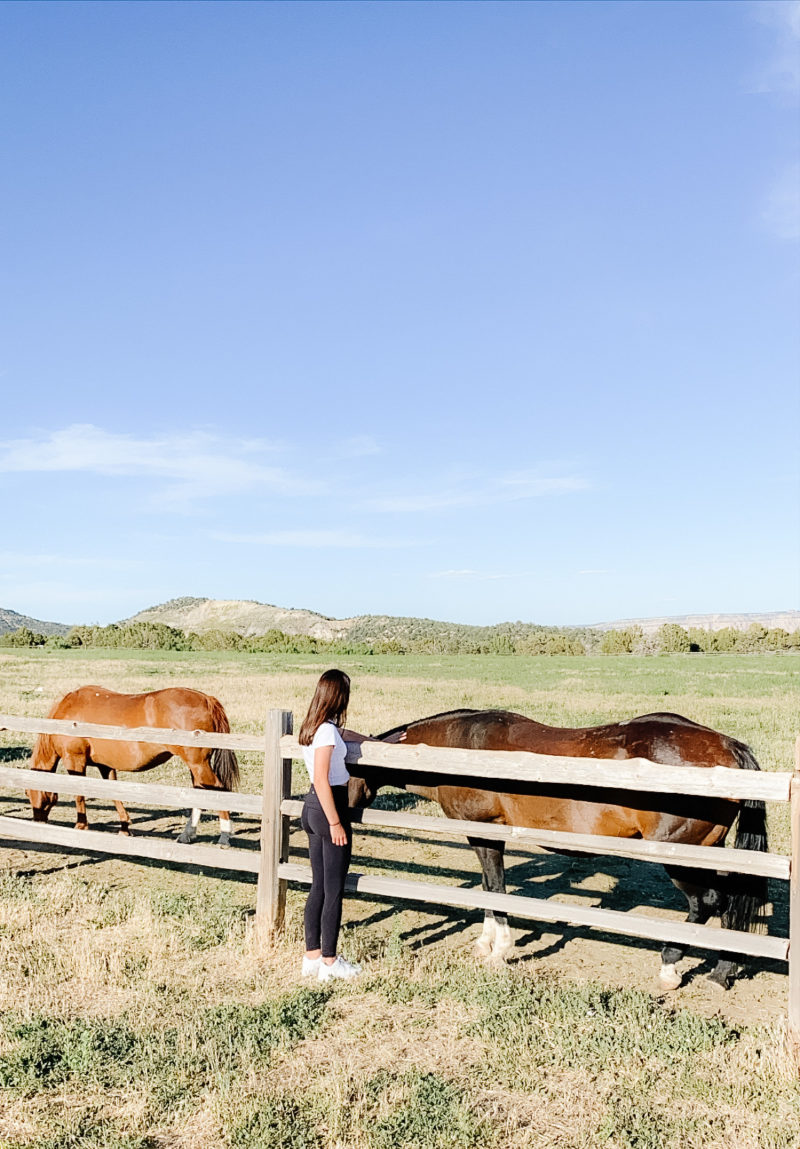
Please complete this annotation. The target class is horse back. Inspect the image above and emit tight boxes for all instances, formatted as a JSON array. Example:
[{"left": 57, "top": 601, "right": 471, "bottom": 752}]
[
  {"left": 398, "top": 709, "right": 747, "bottom": 842},
  {"left": 45, "top": 685, "right": 228, "bottom": 770}
]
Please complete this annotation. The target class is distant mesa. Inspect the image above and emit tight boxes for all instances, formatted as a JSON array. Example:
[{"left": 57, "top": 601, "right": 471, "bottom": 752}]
[{"left": 588, "top": 611, "right": 800, "bottom": 636}]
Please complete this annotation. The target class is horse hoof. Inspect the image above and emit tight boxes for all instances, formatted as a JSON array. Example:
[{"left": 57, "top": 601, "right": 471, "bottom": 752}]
[
  {"left": 707, "top": 970, "right": 735, "bottom": 991},
  {"left": 177, "top": 829, "right": 197, "bottom": 845},
  {"left": 485, "top": 952, "right": 510, "bottom": 969},
  {"left": 74, "top": 823, "right": 88, "bottom": 832},
  {"left": 658, "top": 964, "right": 682, "bottom": 991},
  {"left": 118, "top": 828, "right": 132, "bottom": 837},
  {"left": 217, "top": 833, "right": 232, "bottom": 849}
]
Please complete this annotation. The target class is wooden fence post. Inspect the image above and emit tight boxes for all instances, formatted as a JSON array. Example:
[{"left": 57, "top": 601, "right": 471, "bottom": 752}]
[
  {"left": 256, "top": 708, "right": 293, "bottom": 942},
  {"left": 788, "top": 736, "right": 800, "bottom": 1057}
]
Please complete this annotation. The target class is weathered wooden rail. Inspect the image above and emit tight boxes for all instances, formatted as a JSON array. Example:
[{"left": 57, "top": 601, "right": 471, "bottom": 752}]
[{"left": 1, "top": 710, "right": 799, "bottom": 1046}]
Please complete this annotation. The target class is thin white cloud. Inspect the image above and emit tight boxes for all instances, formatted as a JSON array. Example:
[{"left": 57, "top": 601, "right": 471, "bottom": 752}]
[
  {"left": 429, "top": 569, "right": 519, "bottom": 582},
  {"left": 762, "top": 161, "right": 800, "bottom": 240},
  {"left": 0, "top": 424, "right": 320, "bottom": 503},
  {"left": 368, "top": 471, "right": 587, "bottom": 513},
  {"left": 213, "top": 530, "right": 420, "bottom": 549},
  {"left": 579, "top": 569, "right": 612, "bottom": 575},
  {"left": 751, "top": 1, "right": 800, "bottom": 97}
]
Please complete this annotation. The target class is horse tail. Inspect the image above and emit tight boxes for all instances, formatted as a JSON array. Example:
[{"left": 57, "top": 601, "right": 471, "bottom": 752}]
[
  {"left": 31, "top": 733, "right": 58, "bottom": 772},
  {"left": 724, "top": 739, "right": 769, "bottom": 935},
  {"left": 207, "top": 694, "right": 240, "bottom": 792}
]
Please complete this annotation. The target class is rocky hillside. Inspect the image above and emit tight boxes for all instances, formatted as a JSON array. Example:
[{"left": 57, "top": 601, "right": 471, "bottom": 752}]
[
  {"left": 124, "top": 597, "right": 353, "bottom": 641},
  {"left": 0, "top": 608, "right": 70, "bottom": 637},
  {"left": 124, "top": 597, "right": 800, "bottom": 641}
]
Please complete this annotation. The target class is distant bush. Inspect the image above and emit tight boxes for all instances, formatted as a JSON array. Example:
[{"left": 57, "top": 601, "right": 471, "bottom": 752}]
[
  {"left": 65, "top": 622, "right": 189, "bottom": 650},
  {"left": 656, "top": 623, "right": 691, "bottom": 653},
  {"left": 600, "top": 628, "right": 643, "bottom": 654},
  {"left": 0, "top": 627, "right": 46, "bottom": 648}
]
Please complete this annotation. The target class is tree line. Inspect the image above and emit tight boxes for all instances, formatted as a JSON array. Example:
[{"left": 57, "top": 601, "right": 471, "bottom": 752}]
[{"left": 1, "top": 620, "right": 798, "bottom": 655}]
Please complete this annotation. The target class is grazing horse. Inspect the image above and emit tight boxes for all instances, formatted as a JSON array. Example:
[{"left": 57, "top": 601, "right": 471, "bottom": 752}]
[
  {"left": 348, "top": 709, "right": 769, "bottom": 990},
  {"left": 27, "top": 686, "right": 240, "bottom": 847}
]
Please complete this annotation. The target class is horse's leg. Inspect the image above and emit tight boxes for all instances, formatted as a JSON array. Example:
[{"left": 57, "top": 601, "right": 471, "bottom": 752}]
[
  {"left": 27, "top": 737, "right": 60, "bottom": 822},
  {"left": 96, "top": 765, "right": 131, "bottom": 836},
  {"left": 660, "top": 867, "right": 719, "bottom": 990},
  {"left": 178, "top": 806, "right": 201, "bottom": 844},
  {"left": 469, "top": 838, "right": 512, "bottom": 962},
  {"left": 180, "top": 755, "right": 230, "bottom": 846},
  {"left": 217, "top": 811, "right": 232, "bottom": 849},
  {"left": 62, "top": 754, "right": 88, "bottom": 830}
]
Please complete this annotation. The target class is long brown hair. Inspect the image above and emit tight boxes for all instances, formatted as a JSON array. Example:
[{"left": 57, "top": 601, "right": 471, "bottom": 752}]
[{"left": 298, "top": 669, "right": 351, "bottom": 745}]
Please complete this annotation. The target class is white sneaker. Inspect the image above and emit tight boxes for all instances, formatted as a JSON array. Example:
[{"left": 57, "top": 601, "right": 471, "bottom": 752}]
[
  {"left": 301, "top": 955, "right": 322, "bottom": 978},
  {"left": 317, "top": 955, "right": 362, "bottom": 982}
]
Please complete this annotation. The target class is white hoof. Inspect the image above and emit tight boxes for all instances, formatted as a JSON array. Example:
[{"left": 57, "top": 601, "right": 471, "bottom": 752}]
[
  {"left": 490, "top": 924, "right": 515, "bottom": 963},
  {"left": 474, "top": 936, "right": 494, "bottom": 959},
  {"left": 658, "top": 963, "right": 682, "bottom": 991},
  {"left": 485, "top": 950, "right": 510, "bottom": 969}
]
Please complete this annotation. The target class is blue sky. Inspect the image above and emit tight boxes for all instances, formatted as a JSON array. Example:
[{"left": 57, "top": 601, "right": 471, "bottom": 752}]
[{"left": 1, "top": 1, "right": 798, "bottom": 627}]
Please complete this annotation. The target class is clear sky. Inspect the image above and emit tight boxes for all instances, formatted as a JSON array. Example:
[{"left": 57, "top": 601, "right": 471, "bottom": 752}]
[{"left": 1, "top": 0, "right": 798, "bottom": 627}]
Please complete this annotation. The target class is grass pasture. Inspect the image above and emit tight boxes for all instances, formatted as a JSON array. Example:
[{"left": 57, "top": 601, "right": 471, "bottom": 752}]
[{"left": 0, "top": 649, "right": 798, "bottom": 1147}]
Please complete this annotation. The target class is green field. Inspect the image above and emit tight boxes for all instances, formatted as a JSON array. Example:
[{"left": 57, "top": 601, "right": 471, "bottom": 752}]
[{"left": 0, "top": 650, "right": 798, "bottom": 1147}]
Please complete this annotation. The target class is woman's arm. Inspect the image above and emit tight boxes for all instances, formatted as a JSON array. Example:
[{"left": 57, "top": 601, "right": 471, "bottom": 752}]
[{"left": 313, "top": 746, "right": 348, "bottom": 846}]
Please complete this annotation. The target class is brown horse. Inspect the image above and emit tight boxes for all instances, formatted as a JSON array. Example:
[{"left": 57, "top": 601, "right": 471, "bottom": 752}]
[
  {"left": 348, "top": 709, "right": 769, "bottom": 990},
  {"left": 28, "top": 686, "right": 240, "bottom": 846}
]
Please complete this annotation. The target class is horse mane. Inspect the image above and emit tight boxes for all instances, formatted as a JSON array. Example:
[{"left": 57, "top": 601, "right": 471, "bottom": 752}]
[
  {"left": 630, "top": 712, "right": 709, "bottom": 729},
  {"left": 377, "top": 708, "right": 482, "bottom": 740}
]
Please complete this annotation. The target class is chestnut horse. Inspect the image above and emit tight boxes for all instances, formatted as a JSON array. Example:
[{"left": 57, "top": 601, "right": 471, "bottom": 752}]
[
  {"left": 348, "top": 709, "right": 769, "bottom": 990},
  {"left": 28, "top": 686, "right": 240, "bottom": 847}
]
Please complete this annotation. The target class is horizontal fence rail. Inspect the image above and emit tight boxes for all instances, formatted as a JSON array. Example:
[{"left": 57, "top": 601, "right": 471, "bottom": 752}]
[
  {"left": 333, "top": 739, "right": 792, "bottom": 803},
  {"left": 277, "top": 861, "right": 790, "bottom": 962},
  {"left": 1, "top": 716, "right": 788, "bottom": 801},
  {"left": 0, "top": 764, "right": 261, "bottom": 816},
  {"left": 0, "top": 815, "right": 260, "bottom": 873},
  {"left": 0, "top": 713, "right": 264, "bottom": 753},
  {"left": 280, "top": 798, "right": 791, "bottom": 880}
]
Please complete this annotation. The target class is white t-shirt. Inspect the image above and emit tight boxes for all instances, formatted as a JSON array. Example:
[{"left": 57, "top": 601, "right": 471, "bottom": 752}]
[{"left": 304, "top": 722, "right": 350, "bottom": 787}]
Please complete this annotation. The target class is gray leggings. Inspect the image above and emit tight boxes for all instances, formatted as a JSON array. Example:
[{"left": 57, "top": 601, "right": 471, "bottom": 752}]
[{"left": 301, "top": 786, "right": 352, "bottom": 957}]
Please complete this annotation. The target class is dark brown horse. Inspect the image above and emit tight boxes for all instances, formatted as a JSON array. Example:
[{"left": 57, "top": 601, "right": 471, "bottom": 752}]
[
  {"left": 348, "top": 709, "right": 769, "bottom": 990},
  {"left": 28, "top": 686, "right": 240, "bottom": 846}
]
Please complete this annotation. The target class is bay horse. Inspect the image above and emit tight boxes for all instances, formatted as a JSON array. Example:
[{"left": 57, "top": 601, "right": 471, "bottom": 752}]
[
  {"left": 347, "top": 709, "right": 769, "bottom": 990},
  {"left": 28, "top": 686, "right": 240, "bottom": 847}
]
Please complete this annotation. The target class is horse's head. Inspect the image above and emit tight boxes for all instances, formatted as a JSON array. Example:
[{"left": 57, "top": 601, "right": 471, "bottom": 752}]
[
  {"left": 344, "top": 728, "right": 408, "bottom": 809},
  {"left": 347, "top": 766, "right": 381, "bottom": 809},
  {"left": 27, "top": 787, "right": 58, "bottom": 821},
  {"left": 345, "top": 727, "right": 412, "bottom": 809}
]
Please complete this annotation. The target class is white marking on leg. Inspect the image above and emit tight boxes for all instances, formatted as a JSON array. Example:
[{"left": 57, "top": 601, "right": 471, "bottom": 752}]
[
  {"left": 491, "top": 921, "right": 515, "bottom": 961},
  {"left": 191, "top": 807, "right": 202, "bottom": 828},
  {"left": 219, "top": 817, "right": 232, "bottom": 834},
  {"left": 658, "top": 963, "right": 682, "bottom": 991},
  {"left": 474, "top": 915, "right": 496, "bottom": 958}
]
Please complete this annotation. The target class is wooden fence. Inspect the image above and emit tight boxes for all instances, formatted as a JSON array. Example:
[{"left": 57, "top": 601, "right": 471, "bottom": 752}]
[{"left": 0, "top": 709, "right": 799, "bottom": 1046}]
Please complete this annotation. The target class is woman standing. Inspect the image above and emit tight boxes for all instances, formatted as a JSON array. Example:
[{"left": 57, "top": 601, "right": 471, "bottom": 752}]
[{"left": 299, "top": 669, "right": 361, "bottom": 981}]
